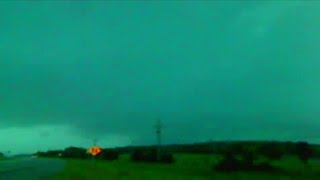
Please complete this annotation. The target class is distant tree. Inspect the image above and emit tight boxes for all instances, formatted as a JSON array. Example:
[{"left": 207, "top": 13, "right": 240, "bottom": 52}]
[
  {"left": 295, "top": 142, "right": 314, "bottom": 164},
  {"left": 35, "top": 151, "right": 45, "bottom": 157},
  {"left": 213, "top": 143, "right": 278, "bottom": 172},
  {"left": 312, "top": 146, "right": 320, "bottom": 159},
  {"left": 284, "top": 141, "right": 296, "bottom": 155},
  {"left": 144, "top": 148, "right": 158, "bottom": 162},
  {"left": 0, "top": 152, "right": 4, "bottom": 158},
  {"left": 216, "top": 143, "right": 241, "bottom": 160},
  {"left": 131, "top": 149, "right": 144, "bottom": 162},
  {"left": 130, "top": 148, "right": 175, "bottom": 164},
  {"left": 62, "top": 147, "right": 89, "bottom": 159},
  {"left": 214, "top": 151, "right": 241, "bottom": 172},
  {"left": 258, "top": 142, "right": 284, "bottom": 161},
  {"left": 98, "top": 149, "right": 119, "bottom": 161},
  {"left": 159, "top": 153, "right": 175, "bottom": 164},
  {"left": 227, "top": 143, "right": 246, "bottom": 156},
  {"left": 46, "top": 150, "right": 64, "bottom": 157},
  {"left": 241, "top": 150, "right": 256, "bottom": 168}
]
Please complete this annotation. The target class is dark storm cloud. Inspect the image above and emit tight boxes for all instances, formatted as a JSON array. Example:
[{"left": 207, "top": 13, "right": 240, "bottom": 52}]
[{"left": 1, "top": 1, "right": 320, "bottom": 145}]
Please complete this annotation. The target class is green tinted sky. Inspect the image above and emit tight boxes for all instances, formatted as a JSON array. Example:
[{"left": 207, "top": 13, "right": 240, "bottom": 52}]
[{"left": 1, "top": 1, "right": 320, "bottom": 154}]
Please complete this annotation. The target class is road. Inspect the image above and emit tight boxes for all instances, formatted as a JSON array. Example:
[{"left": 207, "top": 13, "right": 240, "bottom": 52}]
[{"left": 0, "top": 157, "right": 65, "bottom": 180}]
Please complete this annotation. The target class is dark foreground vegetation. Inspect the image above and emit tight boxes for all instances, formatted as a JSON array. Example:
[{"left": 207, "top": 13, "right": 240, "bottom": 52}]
[
  {"left": 35, "top": 140, "right": 320, "bottom": 176},
  {"left": 130, "top": 148, "right": 174, "bottom": 164}
]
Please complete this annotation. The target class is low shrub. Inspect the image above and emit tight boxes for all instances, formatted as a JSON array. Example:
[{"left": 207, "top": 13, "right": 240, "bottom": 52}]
[
  {"left": 160, "top": 153, "right": 175, "bottom": 164},
  {"left": 214, "top": 146, "right": 277, "bottom": 172},
  {"left": 130, "top": 148, "right": 175, "bottom": 164},
  {"left": 99, "top": 149, "right": 119, "bottom": 161},
  {"left": 131, "top": 149, "right": 144, "bottom": 162}
]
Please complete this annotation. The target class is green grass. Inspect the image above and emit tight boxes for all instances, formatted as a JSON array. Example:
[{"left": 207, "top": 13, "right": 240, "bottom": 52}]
[
  {"left": 49, "top": 154, "right": 320, "bottom": 180},
  {"left": 0, "top": 157, "right": 13, "bottom": 161},
  {"left": 0, "top": 157, "right": 17, "bottom": 172}
]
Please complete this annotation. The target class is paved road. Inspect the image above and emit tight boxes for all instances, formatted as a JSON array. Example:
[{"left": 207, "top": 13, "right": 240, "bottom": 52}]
[{"left": 0, "top": 157, "right": 65, "bottom": 180}]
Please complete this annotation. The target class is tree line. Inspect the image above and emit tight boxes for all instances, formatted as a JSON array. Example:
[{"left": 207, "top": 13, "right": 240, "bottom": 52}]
[{"left": 34, "top": 140, "right": 319, "bottom": 172}]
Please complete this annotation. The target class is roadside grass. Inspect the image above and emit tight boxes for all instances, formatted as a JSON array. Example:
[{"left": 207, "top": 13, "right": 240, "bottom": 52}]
[
  {"left": 49, "top": 154, "right": 320, "bottom": 180},
  {"left": 0, "top": 157, "right": 19, "bottom": 173},
  {"left": 0, "top": 157, "right": 13, "bottom": 161}
]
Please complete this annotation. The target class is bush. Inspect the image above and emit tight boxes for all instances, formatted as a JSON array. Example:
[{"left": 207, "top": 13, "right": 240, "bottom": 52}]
[
  {"left": 258, "top": 142, "right": 284, "bottom": 161},
  {"left": 214, "top": 153, "right": 241, "bottom": 172},
  {"left": 295, "top": 141, "right": 314, "bottom": 164},
  {"left": 214, "top": 156, "right": 275, "bottom": 172},
  {"left": 130, "top": 148, "right": 175, "bottom": 164},
  {"left": 160, "top": 153, "right": 175, "bottom": 164},
  {"left": 220, "top": 143, "right": 244, "bottom": 157},
  {"left": 214, "top": 145, "right": 276, "bottom": 172},
  {"left": 99, "top": 149, "right": 119, "bottom": 161},
  {"left": 144, "top": 148, "right": 158, "bottom": 162},
  {"left": 241, "top": 150, "right": 256, "bottom": 167},
  {"left": 254, "top": 162, "right": 276, "bottom": 172},
  {"left": 62, "top": 147, "right": 89, "bottom": 159},
  {"left": 131, "top": 149, "right": 144, "bottom": 162}
]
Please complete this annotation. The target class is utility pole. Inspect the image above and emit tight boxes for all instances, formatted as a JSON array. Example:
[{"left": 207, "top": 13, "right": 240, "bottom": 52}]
[
  {"left": 155, "top": 118, "right": 163, "bottom": 161},
  {"left": 91, "top": 138, "right": 98, "bottom": 162},
  {"left": 93, "top": 138, "right": 98, "bottom": 146}
]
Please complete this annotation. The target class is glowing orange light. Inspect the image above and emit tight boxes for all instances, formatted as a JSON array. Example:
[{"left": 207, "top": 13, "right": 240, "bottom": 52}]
[{"left": 88, "top": 146, "right": 102, "bottom": 156}]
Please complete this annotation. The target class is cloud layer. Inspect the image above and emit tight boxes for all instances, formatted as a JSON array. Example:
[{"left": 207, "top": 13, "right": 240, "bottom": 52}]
[{"left": 1, "top": 1, "right": 320, "bottom": 153}]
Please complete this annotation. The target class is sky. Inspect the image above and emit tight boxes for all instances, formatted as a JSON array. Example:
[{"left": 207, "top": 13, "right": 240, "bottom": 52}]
[{"left": 1, "top": 1, "right": 320, "bottom": 155}]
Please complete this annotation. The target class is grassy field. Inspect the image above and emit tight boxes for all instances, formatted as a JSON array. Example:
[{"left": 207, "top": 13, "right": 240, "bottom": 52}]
[
  {"left": 0, "top": 157, "right": 12, "bottom": 161},
  {"left": 49, "top": 154, "right": 320, "bottom": 180}
]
